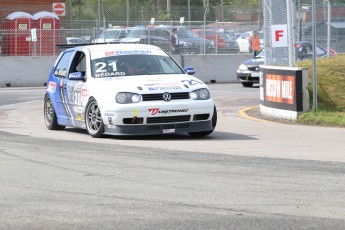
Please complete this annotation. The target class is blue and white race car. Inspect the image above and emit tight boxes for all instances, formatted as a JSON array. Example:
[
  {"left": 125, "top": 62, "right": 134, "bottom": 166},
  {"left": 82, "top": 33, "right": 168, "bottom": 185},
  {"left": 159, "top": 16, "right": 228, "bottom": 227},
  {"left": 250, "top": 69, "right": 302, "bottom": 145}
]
[{"left": 44, "top": 43, "right": 217, "bottom": 137}]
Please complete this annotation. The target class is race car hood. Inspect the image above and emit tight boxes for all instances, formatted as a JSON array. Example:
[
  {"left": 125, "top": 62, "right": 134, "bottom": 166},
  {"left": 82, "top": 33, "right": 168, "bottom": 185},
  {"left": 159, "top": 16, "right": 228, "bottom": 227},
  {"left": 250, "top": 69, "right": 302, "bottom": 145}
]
[
  {"left": 242, "top": 56, "right": 264, "bottom": 66},
  {"left": 97, "top": 74, "right": 207, "bottom": 94},
  {"left": 91, "top": 74, "right": 207, "bottom": 103},
  {"left": 120, "top": 37, "right": 141, "bottom": 43}
]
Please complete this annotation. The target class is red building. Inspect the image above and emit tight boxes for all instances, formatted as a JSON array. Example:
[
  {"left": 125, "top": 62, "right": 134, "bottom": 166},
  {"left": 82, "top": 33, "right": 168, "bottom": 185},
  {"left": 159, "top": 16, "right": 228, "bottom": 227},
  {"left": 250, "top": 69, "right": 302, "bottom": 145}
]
[
  {"left": 0, "top": 0, "right": 65, "bottom": 22},
  {"left": 0, "top": 0, "right": 65, "bottom": 56}
]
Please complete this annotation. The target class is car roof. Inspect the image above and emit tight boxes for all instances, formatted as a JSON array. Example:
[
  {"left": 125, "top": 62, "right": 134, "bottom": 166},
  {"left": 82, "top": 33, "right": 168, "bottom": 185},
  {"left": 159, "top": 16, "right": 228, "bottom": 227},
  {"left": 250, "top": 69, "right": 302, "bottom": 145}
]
[
  {"left": 82, "top": 43, "right": 162, "bottom": 52},
  {"left": 65, "top": 43, "right": 166, "bottom": 59}
]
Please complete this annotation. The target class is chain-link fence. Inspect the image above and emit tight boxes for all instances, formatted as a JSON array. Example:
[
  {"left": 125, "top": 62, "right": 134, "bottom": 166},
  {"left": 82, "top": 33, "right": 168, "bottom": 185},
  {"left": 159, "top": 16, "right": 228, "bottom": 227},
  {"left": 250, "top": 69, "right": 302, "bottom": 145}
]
[
  {"left": 0, "top": 2, "right": 345, "bottom": 57},
  {"left": 0, "top": 2, "right": 261, "bottom": 56},
  {"left": 263, "top": 0, "right": 345, "bottom": 67}
]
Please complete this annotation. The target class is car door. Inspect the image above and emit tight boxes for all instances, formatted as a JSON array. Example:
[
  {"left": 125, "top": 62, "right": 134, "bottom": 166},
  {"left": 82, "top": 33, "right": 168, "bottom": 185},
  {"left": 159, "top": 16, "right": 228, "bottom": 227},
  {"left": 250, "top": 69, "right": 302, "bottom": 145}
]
[
  {"left": 63, "top": 51, "right": 88, "bottom": 127},
  {"left": 50, "top": 50, "right": 76, "bottom": 125},
  {"left": 237, "top": 32, "right": 250, "bottom": 52}
]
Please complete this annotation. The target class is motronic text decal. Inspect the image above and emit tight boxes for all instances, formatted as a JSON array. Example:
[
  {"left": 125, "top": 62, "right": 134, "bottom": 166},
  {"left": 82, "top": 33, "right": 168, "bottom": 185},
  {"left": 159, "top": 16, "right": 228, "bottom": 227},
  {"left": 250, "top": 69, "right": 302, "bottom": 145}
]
[
  {"left": 265, "top": 74, "right": 295, "bottom": 104},
  {"left": 148, "top": 108, "right": 188, "bottom": 115}
]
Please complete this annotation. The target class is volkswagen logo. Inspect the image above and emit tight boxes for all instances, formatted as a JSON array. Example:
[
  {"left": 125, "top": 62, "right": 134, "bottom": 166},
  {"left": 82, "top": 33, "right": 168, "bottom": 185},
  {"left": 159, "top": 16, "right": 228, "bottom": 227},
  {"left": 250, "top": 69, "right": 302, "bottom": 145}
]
[{"left": 162, "top": 92, "right": 172, "bottom": 102}]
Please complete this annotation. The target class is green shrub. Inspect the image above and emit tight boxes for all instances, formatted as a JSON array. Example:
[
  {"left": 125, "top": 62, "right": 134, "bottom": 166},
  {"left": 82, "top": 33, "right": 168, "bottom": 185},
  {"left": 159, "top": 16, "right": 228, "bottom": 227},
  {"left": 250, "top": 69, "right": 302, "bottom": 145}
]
[{"left": 297, "top": 54, "right": 345, "bottom": 110}]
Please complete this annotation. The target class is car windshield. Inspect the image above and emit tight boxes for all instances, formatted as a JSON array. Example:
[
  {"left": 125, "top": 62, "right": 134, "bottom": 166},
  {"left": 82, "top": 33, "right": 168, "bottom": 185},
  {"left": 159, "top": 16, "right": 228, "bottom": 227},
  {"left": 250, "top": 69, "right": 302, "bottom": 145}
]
[
  {"left": 255, "top": 49, "right": 265, "bottom": 58},
  {"left": 91, "top": 54, "right": 185, "bottom": 77},
  {"left": 221, "top": 33, "right": 232, "bottom": 40},
  {"left": 126, "top": 28, "right": 146, "bottom": 38},
  {"left": 99, "top": 30, "right": 122, "bottom": 39},
  {"left": 177, "top": 28, "right": 195, "bottom": 38}
]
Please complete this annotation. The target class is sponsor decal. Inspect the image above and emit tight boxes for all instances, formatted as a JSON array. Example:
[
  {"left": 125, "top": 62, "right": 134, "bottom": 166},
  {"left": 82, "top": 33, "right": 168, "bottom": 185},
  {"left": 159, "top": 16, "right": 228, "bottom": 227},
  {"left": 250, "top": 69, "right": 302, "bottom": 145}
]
[
  {"left": 145, "top": 82, "right": 183, "bottom": 91},
  {"left": 47, "top": 81, "right": 56, "bottom": 93},
  {"left": 265, "top": 74, "right": 295, "bottom": 104},
  {"left": 148, "top": 86, "right": 182, "bottom": 91},
  {"left": 144, "top": 81, "right": 179, "bottom": 87},
  {"left": 75, "top": 115, "right": 83, "bottom": 121},
  {"left": 81, "top": 88, "right": 88, "bottom": 97},
  {"left": 148, "top": 108, "right": 188, "bottom": 115},
  {"left": 59, "top": 79, "right": 64, "bottom": 88},
  {"left": 148, "top": 108, "right": 159, "bottom": 115},
  {"left": 108, "top": 117, "right": 113, "bottom": 125},
  {"left": 54, "top": 69, "right": 67, "bottom": 77},
  {"left": 181, "top": 79, "right": 203, "bottom": 85},
  {"left": 105, "top": 50, "right": 152, "bottom": 56}
]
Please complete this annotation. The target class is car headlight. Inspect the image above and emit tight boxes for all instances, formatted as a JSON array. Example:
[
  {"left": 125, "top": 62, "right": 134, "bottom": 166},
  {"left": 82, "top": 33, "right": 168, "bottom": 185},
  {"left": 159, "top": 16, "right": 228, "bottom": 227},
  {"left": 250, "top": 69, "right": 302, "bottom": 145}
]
[
  {"left": 116, "top": 92, "right": 142, "bottom": 104},
  {"left": 238, "top": 64, "right": 248, "bottom": 71},
  {"left": 190, "top": 88, "right": 210, "bottom": 100}
]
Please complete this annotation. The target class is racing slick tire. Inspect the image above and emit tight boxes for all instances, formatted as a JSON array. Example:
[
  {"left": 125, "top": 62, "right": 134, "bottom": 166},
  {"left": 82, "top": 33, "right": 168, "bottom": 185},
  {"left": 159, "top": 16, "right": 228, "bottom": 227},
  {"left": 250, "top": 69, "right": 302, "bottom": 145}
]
[
  {"left": 85, "top": 98, "right": 105, "bottom": 138},
  {"left": 44, "top": 94, "right": 66, "bottom": 130},
  {"left": 188, "top": 106, "right": 217, "bottom": 137}
]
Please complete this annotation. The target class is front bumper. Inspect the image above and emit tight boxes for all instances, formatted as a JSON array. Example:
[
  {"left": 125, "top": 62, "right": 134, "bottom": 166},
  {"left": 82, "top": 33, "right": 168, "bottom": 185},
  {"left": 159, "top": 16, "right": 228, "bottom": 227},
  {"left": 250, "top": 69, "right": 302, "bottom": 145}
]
[
  {"left": 236, "top": 70, "right": 260, "bottom": 83},
  {"left": 101, "top": 100, "right": 215, "bottom": 135},
  {"left": 104, "top": 120, "right": 213, "bottom": 135}
]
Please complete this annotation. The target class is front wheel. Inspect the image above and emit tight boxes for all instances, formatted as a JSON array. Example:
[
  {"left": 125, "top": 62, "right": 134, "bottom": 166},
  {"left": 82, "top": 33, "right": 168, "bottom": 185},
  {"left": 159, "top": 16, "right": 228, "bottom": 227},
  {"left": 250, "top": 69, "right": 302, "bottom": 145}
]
[
  {"left": 188, "top": 106, "right": 217, "bottom": 137},
  {"left": 44, "top": 94, "right": 65, "bottom": 130},
  {"left": 85, "top": 98, "right": 104, "bottom": 138}
]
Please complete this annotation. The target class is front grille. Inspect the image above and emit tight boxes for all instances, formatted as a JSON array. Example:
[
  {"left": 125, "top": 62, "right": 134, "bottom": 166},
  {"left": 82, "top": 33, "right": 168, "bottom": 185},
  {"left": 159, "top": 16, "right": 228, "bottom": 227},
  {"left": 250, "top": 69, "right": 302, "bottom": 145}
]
[
  {"left": 147, "top": 115, "right": 191, "bottom": 124},
  {"left": 142, "top": 92, "right": 190, "bottom": 101}
]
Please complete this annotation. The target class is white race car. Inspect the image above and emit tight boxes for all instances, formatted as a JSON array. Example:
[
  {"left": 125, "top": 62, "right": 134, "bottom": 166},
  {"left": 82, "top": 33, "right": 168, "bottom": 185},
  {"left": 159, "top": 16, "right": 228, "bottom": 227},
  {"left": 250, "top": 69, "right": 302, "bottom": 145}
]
[{"left": 44, "top": 43, "right": 217, "bottom": 137}]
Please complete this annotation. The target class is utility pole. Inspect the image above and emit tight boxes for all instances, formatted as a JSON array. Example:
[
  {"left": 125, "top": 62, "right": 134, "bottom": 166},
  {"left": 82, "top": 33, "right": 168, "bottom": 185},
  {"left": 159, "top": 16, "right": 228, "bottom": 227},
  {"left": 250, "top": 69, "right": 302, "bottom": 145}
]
[{"left": 167, "top": 0, "right": 171, "bottom": 18}]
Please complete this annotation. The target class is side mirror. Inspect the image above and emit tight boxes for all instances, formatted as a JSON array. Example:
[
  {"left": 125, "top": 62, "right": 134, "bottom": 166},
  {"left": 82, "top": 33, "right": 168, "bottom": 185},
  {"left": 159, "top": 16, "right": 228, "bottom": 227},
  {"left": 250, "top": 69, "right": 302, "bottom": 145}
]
[
  {"left": 184, "top": 67, "right": 195, "bottom": 75},
  {"left": 68, "top": 72, "right": 85, "bottom": 81}
]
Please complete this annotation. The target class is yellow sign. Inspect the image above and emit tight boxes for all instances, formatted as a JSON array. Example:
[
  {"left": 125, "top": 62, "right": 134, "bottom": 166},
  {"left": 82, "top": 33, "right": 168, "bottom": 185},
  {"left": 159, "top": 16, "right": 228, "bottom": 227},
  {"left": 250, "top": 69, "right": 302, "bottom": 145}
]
[
  {"left": 18, "top": 24, "right": 28, "bottom": 30},
  {"left": 43, "top": 23, "right": 52, "bottom": 29}
]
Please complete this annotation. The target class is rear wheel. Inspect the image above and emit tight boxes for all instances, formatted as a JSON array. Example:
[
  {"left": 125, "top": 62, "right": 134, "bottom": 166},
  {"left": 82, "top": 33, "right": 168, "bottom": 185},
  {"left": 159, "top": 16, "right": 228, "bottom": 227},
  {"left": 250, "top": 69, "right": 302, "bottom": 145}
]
[
  {"left": 242, "top": 82, "right": 254, "bottom": 87},
  {"left": 188, "top": 106, "right": 217, "bottom": 137},
  {"left": 85, "top": 98, "right": 104, "bottom": 138},
  {"left": 44, "top": 94, "right": 65, "bottom": 130}
]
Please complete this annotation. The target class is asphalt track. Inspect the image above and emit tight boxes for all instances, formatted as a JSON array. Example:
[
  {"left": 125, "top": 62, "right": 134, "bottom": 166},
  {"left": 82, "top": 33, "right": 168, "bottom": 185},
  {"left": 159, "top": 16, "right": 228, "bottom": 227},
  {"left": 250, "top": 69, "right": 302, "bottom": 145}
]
[
  {"left": 1, "top": 85, "right": 344, "bottom": 162},
  {"left": 1, "top": 85, "right": 345, "bottom": 229}
]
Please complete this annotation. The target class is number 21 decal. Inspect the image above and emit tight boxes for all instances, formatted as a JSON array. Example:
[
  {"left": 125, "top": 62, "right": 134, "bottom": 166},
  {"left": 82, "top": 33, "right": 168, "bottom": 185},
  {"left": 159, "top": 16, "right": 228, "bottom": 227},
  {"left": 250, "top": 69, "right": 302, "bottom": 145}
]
[{"left": 95, "top": 61, "right": 118, "bottom": 73}]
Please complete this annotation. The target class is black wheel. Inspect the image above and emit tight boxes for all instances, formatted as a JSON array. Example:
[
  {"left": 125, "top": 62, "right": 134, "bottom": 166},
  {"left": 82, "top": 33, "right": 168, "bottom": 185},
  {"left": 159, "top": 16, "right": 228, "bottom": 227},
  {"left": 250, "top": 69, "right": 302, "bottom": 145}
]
[
  {"left": 44, "top": 94, "right": 65, "bottom": 130},
  {"left": 188, "top": 106, "right": 217, "bottom": 137},
  {"left": 85, "top": 98, "right": 104, "bottom": 138},
  {"left": 242, "top": 82, "right": 254, "bottom": 87}
]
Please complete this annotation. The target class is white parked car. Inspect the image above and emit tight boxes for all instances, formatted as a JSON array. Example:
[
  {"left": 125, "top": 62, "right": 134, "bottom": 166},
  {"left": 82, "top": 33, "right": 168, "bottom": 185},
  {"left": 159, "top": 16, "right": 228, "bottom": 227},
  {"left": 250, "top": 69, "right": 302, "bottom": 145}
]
[
  {"left": 93, "top": 28, "right": 128, "bottom": 43},
  {"left": 236, "top": 31, "right": 263, "bottom": 53},
  {"left": 44, "top": 43, "right": 217, "bottom": 137},
  {"left": 66, "top": 37, "right": 87, "bottom": 44}
]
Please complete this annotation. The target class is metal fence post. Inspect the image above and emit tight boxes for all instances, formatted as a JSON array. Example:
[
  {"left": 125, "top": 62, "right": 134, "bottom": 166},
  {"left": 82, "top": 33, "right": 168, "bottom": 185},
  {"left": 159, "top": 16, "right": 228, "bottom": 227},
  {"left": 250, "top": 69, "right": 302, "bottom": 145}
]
[{"left": 312, "top": 0, "right": 317, "bottom": 111}]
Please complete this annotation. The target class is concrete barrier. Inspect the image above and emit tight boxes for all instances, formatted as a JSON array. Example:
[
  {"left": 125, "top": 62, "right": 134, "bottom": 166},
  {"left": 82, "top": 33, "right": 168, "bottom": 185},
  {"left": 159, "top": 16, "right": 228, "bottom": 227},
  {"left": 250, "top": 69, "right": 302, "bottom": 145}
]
[{"left": 0, "top": 54, "right": 252, "bottom": 87}]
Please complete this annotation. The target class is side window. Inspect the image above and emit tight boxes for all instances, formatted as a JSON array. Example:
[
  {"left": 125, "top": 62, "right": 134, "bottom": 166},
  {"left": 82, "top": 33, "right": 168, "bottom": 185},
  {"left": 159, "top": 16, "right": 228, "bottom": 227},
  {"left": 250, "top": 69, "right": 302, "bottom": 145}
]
[
  {"left": 119, "top": 30, "right": 127, "bottom": 38},
  {"left": 71, "top": 51, "right": 87, "bottom": 76},
  {"left": 315, "top": 46, "right": 326, "bottom": 56},
  {"left": 54, "top": 51, "right": 75, "bottom": 78},
  {"left": 163, "top": 30, "right": 170, "bottom": 39},
  {"left": 76, "top": 58, "right": 86, "bottom": 74}
]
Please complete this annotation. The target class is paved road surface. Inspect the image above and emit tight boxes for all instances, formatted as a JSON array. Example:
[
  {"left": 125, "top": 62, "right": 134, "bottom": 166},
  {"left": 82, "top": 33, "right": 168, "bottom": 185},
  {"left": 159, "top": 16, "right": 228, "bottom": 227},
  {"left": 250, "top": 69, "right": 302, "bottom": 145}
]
[{"left": 0, "top": 85, "right": 344, "bottom": 229}]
